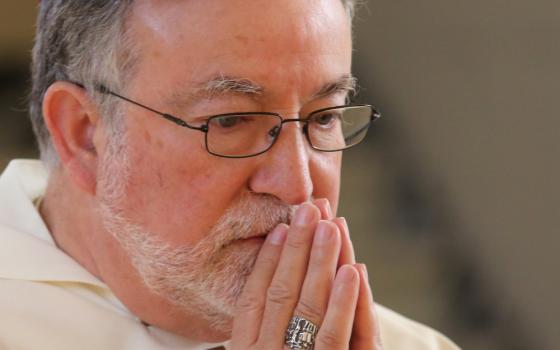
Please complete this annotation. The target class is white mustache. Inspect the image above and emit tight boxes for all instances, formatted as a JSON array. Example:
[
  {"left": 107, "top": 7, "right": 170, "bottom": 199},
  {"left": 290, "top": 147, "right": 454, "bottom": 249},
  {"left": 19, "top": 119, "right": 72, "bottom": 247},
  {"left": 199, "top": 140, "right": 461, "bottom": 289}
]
[{"left": 210, "top": 192, "right": 296, "bottom": 248}]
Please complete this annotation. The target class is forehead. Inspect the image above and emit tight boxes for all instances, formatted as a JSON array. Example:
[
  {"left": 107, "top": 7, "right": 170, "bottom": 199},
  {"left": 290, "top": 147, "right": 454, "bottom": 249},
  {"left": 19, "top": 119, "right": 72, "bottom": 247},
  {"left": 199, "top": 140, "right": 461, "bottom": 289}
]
[{"left": 127, "top": 0, "right": 352, "bottom": 100}]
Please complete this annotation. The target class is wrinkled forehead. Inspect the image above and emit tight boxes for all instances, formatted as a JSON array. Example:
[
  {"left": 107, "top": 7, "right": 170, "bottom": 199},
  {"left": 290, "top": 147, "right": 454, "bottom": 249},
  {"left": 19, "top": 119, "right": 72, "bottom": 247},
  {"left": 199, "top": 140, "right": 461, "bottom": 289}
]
[
  {"left": 131, "top": 0, "right": 349, "bottom": 49},
  {"left": 126, "top": 0, "right": 352, "bottom": 99}
]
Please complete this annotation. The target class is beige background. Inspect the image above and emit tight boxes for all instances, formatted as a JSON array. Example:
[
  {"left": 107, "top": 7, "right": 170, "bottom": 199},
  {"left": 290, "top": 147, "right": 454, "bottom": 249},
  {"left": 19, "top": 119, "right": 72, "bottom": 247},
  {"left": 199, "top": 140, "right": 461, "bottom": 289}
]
[{"left": 1, "top": 2, "right": 558, "bottom": 349}]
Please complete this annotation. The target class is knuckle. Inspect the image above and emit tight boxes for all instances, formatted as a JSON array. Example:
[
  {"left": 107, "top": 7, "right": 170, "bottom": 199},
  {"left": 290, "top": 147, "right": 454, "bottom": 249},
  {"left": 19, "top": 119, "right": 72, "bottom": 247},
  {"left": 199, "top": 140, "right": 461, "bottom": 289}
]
[
  {"left": 317, "top": 328, "right": 346, "bottom": 349},
  {"left": 295, "top": 298, "right": 323, "bottom": 323},
  {"left": 257, "top": 254, "right": 277, "bottom": 269},
  {"left": 235, "top": 289, "right": 264, "bottom": 314},
  {"left": 284, "top": 234, "right": 308, "bottom": 250},
  {"left": 266, "top": 282, "right": 296, "bottom": 305}
]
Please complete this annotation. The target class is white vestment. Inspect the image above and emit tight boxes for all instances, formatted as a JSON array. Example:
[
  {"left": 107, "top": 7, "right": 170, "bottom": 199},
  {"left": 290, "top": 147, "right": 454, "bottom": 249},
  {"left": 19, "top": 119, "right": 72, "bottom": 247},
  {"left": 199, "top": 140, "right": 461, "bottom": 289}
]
[{"left": 0, "top": 160, "right": 460, "bottom": 350}]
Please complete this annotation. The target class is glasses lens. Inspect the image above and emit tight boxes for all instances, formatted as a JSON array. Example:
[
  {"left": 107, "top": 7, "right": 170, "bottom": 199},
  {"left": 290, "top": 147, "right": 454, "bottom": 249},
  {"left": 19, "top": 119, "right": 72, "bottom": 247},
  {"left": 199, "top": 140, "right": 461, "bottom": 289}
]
[
  {"left": 307, "top": 105, "right": 373, "bottom": 151},
  {"left": 206, "top": 113, "right": 282, "bottom": 157}
]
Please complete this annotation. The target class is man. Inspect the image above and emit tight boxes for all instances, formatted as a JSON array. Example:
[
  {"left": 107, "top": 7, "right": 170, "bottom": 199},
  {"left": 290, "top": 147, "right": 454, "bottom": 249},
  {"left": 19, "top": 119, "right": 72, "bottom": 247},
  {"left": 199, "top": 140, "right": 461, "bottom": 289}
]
[{"left": 0, "top": 1, "right": 460, "bottom": 349}]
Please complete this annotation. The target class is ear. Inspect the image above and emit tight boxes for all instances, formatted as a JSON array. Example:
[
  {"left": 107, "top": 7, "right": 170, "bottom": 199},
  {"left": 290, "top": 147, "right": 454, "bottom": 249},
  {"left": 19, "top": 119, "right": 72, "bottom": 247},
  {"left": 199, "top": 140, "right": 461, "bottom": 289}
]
[{"left": 42, "top": 81, "right": 101, "bottom": 195}]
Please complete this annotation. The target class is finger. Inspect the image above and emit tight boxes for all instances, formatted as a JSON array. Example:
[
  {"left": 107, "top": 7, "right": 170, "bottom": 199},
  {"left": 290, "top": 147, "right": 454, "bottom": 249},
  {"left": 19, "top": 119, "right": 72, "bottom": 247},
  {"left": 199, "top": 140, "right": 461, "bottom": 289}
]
[
  {"left": 231, "top": 224, "right": 288, "bottom": 348},
  {"left": 333, "top": 217, "right": 356, "bottom": 267},
  {"left": 293, "top": 220, "right": 341, "bottom": 327},
  {"left": 258, "top": 203, "right": 320, "bottom": 344},
  {"left": 351, "top": 263, "right": 383, "bottom": 349},
  {"left": 315, "top": 265, "right": 360, "bottom": 350},
  {"left": 314, "top": 198, "right": 333, "bottom": 220}
]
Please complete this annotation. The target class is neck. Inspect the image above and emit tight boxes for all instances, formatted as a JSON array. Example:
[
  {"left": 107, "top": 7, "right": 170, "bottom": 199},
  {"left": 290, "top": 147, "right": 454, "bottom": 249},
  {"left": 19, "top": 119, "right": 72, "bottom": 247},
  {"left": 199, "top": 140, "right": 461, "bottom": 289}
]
[{"left": 40, "top": 168, "right": 102, "bottom": 279}]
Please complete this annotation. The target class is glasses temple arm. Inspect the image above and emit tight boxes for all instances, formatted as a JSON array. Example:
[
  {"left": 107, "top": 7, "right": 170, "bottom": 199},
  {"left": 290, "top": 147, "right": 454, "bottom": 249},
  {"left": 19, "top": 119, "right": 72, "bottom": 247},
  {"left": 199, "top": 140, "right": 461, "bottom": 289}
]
[{"left": 70, "top": 81, "right": 205, "bottom": 132}]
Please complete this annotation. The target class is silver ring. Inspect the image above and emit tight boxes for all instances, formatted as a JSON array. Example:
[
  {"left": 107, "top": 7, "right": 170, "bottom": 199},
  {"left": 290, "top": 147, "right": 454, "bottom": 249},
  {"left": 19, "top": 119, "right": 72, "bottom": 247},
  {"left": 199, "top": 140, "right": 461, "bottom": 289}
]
[{"left": 284, "top": 315, "right": 319, "bottom": 350}]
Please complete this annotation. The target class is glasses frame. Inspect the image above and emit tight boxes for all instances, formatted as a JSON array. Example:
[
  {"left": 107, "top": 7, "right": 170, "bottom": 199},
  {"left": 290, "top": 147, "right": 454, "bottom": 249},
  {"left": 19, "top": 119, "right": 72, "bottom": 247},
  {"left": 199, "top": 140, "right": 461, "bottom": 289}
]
[{"left": 73, "top": 82, "right": 381, "bottom": 158}]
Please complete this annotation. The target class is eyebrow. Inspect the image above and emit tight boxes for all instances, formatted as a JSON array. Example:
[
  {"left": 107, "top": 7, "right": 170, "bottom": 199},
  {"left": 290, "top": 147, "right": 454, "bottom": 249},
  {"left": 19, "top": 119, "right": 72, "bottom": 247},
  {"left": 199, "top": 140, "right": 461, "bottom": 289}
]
[
  {"left": 192, "top": 74, "right": 264, "bottom": 99},
  {"left": 310, "top": 74, "right": 358, "bottom": 101},
  {"left": 170, "top": 73, "right": 358, "bottom": 110}
]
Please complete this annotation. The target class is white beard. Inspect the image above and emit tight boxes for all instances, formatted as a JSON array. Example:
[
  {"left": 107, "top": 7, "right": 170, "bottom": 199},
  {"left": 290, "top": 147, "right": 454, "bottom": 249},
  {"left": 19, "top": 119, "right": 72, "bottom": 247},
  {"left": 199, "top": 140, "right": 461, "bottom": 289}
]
[{"left": 96, "top": 138, "right": 294, "bottom": 332}]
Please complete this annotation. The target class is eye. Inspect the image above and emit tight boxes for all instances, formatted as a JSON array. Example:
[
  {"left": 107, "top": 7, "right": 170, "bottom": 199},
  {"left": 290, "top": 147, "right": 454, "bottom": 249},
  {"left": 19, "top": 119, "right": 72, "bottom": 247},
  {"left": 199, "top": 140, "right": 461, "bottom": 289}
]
[
  {"left": 215, "top": 115, "right": 242, "bottom": 128},
  {"left": 316, "top": 113, "right": 334, "bottom": 125},
  {"left": 311, "top": 112, "right": 340, "bottom": 127}
]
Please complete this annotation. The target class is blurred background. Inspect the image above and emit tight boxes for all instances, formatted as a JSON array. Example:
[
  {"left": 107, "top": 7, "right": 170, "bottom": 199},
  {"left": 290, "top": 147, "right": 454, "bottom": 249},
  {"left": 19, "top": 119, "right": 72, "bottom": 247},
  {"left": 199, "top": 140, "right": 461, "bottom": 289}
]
[{"left": 1, "top": 1, "right": 558, "bottom": 349}]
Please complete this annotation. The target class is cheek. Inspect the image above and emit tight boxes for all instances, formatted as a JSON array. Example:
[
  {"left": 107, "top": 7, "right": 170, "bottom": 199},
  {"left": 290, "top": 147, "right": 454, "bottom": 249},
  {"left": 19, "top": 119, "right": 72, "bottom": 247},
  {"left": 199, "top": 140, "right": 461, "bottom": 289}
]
[
  {"left": 119, "top": 127, "right": 251, "bottom": 245},
  {"left": 310, "top": 152, "right": 342, "bottom": 208}
]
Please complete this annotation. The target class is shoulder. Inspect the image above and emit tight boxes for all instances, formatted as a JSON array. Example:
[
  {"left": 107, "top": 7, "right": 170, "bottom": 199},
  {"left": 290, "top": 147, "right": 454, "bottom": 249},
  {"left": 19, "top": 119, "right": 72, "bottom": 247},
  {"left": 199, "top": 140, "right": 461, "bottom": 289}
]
[
  {"left": 0, "top": 279, "right": 208, "bottom": 350},
  {"left": 0, "top": 279, "right": 135, "bottom": 349},
  {"left": 376, "top": 303, "right": 461, "bottom": 350},
  {"left": 0, "top": 279, "right": 113, "bottom": 336}
]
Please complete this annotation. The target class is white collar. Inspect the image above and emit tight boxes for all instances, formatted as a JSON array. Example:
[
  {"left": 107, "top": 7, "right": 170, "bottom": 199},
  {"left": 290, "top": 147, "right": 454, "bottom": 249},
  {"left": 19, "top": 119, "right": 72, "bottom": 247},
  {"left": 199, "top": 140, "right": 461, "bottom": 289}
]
[{"left": 0, "top": 159, "right": 104, "bottom": 286}]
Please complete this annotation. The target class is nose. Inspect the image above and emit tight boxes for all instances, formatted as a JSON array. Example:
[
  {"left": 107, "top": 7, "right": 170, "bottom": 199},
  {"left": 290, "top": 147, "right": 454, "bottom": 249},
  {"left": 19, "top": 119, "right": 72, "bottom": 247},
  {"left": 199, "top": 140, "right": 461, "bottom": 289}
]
[{"left": 248, "top": 122, "right": 313, "bottom": 205}]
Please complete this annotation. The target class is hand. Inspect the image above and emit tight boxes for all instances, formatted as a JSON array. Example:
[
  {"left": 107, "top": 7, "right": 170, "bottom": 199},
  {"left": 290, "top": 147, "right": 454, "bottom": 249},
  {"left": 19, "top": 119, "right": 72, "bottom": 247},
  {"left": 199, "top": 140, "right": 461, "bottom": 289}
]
[
  {"left": 231, "top": 202, "right": 358, "bottom": 349},
  {"left": 230, "top": 200, "right": 383, "bottom": 349},
  {"left": 314, "top": 199, "right": 383, "bottom": 350}
]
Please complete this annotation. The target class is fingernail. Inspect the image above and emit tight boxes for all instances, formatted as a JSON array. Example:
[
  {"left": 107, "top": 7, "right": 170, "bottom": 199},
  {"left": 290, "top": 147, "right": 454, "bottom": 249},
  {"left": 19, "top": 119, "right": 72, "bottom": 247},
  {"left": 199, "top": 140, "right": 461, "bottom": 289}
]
[
  {"left": 268, "top": 225, "right": 288, "bottom": 245},
  {"left": 338, "top": 265, "right": 358, "bottom": 284},
  {"left": 357, "top": 263, "right": 368, "bottom": 281},
  {"left": 294, "top": 203, "right": 314, "bottom": 226},
  {"left": 340, "top": 217, "right": 348, "bottom": 232},
  {"left": 315, "top": 221, "right": 333, "bottom": 244},
  {"left": 319, "top": 198, "right": 332, "bottom": 218}
]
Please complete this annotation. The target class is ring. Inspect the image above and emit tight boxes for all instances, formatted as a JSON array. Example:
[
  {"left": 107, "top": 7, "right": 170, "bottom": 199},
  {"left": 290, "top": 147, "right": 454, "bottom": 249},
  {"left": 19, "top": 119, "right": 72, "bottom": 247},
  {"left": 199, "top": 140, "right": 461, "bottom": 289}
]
[{"left": 284, "top": 315, "right": 319, "bottom": 350}]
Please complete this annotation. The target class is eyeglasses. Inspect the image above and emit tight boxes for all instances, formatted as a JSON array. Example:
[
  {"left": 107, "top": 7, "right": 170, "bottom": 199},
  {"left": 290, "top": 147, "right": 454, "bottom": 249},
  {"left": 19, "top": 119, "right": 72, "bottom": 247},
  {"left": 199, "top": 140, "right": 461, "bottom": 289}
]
[{"left": 79, "top": 83, "right": 380, "bottom": 158}]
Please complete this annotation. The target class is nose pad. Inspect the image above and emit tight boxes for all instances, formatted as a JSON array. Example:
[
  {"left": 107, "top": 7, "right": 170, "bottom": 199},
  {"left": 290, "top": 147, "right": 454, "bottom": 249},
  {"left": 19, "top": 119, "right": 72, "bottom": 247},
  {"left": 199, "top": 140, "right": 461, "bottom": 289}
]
[
  {"left": 302, "top": 123, "right": 309, "bottom": 138},
  {"left": 268, "top": 125, "right": 281, "bottom": 138}
]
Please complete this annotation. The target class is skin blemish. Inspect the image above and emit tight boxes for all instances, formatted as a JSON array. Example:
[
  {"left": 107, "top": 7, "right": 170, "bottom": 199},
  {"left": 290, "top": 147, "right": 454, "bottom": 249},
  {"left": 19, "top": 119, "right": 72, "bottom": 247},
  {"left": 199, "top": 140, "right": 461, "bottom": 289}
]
[
  {"left": 143, "top": 130, "right": 152, "bottom": 143},
  {"left": 156, "top": 170, "right": 164, "bottom": 188},
  {"left": 234, "top": 35, "right": 249, "bottom": 45}
]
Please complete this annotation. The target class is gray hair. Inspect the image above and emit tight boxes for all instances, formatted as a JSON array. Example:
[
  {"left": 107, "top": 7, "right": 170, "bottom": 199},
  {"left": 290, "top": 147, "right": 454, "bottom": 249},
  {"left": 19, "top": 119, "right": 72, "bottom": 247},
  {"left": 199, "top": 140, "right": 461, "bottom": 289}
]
[
  {"left": 29, "top": 0, "right": 357, "bottom": 170},
  {"left": 29, "top": 1, "right": 137, "bottom": 169}
]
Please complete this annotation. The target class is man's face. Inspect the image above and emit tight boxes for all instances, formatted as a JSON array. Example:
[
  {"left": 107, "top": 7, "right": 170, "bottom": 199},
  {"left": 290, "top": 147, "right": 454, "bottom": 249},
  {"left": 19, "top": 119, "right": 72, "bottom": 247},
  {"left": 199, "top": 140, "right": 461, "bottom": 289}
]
[{"left": 94, "top": 0, "right": 352, "bottom": 338}]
